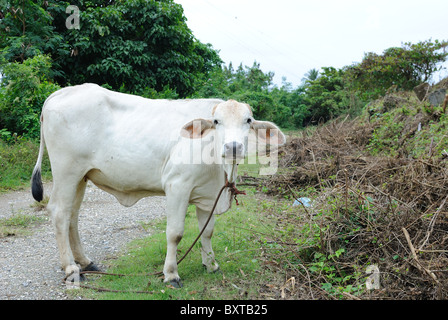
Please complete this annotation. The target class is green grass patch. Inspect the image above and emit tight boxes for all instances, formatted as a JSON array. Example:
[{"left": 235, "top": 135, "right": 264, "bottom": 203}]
[
  {"left": 0, "top": 213, "right": 47, "bottom": 237},
  {"left": 0, "top": 139, "right": 51, "bottom": 192}
]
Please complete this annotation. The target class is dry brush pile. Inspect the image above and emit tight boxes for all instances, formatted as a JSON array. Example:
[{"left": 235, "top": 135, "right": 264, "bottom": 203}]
[{"left": 261, "top": 116, "right": 448, "bottom": 299}]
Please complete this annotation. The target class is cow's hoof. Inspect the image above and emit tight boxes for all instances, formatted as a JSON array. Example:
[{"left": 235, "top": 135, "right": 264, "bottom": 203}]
[
  {"left": 212, "top": 267, "right": 222, "bottom": 274},
  {"left": 82, "top": 262, "right": 100, "bottom": 272},
  {"left": 169, "top": 278, "right": 183, "bottom": 288},
  {"left": 203, "top": 264, "right": 221, "bottom": 274}
]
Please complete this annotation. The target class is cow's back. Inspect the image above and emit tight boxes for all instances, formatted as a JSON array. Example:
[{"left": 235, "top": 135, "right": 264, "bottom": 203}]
[{"left": 43, "top": 83, "right": 221, "bottom": 140}]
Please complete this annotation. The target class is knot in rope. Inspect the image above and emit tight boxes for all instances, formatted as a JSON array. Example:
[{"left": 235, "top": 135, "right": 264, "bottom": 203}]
[{"left": 225, "top": 179, "right": 246, "bottom": 205}]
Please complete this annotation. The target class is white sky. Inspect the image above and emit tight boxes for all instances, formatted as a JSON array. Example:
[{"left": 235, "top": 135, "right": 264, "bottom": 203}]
[{"left": 175, "top": 0, "right": 448, "bottom": 87}]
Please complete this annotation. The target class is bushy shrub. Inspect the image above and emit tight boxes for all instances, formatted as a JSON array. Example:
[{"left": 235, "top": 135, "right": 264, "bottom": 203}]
[
  {"left": 0, "top": 54, "right": 60, "bottom": 140},
  {"left": 345, "top": 39, "right": 448, "bottom": 100}
]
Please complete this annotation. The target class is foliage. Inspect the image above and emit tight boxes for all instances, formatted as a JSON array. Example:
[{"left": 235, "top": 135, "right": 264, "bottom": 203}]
[
  {"left": 0, "top": 54, "right": 60, "bottom": 139},
  {"left": 195, "top": 62, "right": 304, "bottom": 128},
  {"left": 366, "top": 92, "right": 448, "bottom": 158},
  {"left": 0, "top": 0, "right": 68, "bottom": 78},
  {"left": 346, "top": 39, "right": 448, "bottom": 100},
  {"left": 301, "top": 68, "right": 319, "bottom": 84},
  {"left": 1, "top": 1, "right": 446, "bottom": 129},
  {"left": 0, "top": 0, "right": 222, "bottom": 97},
  {"left": 57, "top": 0, "right": 222, "bottom": 96},
  {"left": 265, "top": 111, "right": 448, "bottom": 299},
  {"left": 301, "top": 67, "right": 354, "bottom": 124}
]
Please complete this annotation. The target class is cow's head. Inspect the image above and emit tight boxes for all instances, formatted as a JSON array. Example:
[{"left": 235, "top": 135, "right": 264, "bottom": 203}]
[{"left": 180, "top": 100, "right": 286, "bottom": 163}]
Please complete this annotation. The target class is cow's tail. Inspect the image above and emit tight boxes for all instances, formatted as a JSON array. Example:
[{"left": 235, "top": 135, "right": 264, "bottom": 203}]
[{"left": 31, "top": 116, "right": 45, "bottom": 202}]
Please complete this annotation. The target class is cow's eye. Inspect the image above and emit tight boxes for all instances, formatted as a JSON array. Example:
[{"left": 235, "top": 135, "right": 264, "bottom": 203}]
[
  {"left": 213, "top": 119, "right": 219, "bottom": 125},
  {"left": 246, "top": 118, "right": 252, "bottom": 124}
]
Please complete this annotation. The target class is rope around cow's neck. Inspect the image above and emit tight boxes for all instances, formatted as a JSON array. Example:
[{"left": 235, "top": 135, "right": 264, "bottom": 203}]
[{"left": 67, "top": 162, "right": 246, "bottom": 293}]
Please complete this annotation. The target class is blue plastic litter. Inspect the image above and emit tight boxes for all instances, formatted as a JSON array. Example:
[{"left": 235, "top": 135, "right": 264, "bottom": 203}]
[{"left": 293, "top": 197, "right": 312, "bottom": 207}]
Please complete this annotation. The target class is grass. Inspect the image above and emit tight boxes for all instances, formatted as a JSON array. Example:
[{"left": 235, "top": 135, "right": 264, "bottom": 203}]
[
  {"left": 0, "top": 138, "right": 51, "bottom": 192},
  {"left": 0, "top": 138, "right": 50, "bottom": 237},
  {"left": 0, "top": 212, "right": 47, "bottom": 238}
]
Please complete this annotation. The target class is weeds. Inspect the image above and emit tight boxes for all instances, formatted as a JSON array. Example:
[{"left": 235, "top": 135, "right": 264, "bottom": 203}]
[
  {"left": 0, "top": 138, "right": 51, "bottom": 191},
  {"left": 0, "top": 213, "right": 46, "bottom": 237},
  {"left": 261, "top": 105, "right": 448, "bottom": 299}
]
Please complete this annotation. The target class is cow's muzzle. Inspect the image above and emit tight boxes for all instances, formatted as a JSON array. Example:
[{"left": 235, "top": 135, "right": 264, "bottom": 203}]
[{"left": 222, "top": 141, "right": 244, "bottom": 159}]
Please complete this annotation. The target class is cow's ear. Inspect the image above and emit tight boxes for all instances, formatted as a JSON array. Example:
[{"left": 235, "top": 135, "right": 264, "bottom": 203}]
[
  {"left": 181, "top": 119, "right": 214, "bottom": 139},
  {"left": 251, "top": 120, "right": 286, "bottom": 145}
]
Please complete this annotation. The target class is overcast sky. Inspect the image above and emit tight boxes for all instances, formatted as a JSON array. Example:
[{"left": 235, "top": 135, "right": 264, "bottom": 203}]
[{"left": 175, "top": 0, "right": 448, "bottom": 87}]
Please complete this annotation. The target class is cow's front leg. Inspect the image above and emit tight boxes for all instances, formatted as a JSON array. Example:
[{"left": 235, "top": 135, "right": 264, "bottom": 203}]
[
  {"left": 196, "top": 207, "right": 219, "bottom": 273},
  {"left": 163, "top": 193, "right": 189, "bottom": 288}
]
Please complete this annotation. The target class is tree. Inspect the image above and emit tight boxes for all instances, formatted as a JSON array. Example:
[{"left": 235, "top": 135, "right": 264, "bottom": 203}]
[
  {"left": 302, "top": 68, "right": 319, "bottom": 84},
  {"left": 0, "top": 54, "right": 61, "bottom": 139},
  {"left": 302, "top": 67, "right": 348, "bottom": 124},
  {"left": 0, "top": 0, "right": 222, "bottom": 97},
  {"left": 0, "top": 0, "right": 69, "bottom": 78},
  {"left": 346, "top": 39, "right": 448, "bottom": 99},
  {"left": 194, "top": 61, "right": 295, "bottom": 127}
]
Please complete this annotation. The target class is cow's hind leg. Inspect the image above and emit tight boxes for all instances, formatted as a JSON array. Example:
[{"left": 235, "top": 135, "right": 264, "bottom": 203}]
[
  {"left": 47, "top": 177, "right": 91, "bottom": 279},
  {"left": 69, "top": 179, "right": 100, "bottom": 273},
  {"left": 196, "top": 207, "right": 219, "bottom": 273}
]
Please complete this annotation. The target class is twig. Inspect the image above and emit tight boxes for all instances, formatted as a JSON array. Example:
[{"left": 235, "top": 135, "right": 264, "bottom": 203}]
[
  {"left": 368, "top": 183, "right": 415, "bottom": 212},
  {"left": 402, "top": 228, "right": 439, "bottom": 283},
  {"left": 419, "top": 194, "right": 448, "bottom": 250},
  {"left": 342, "top": 292, "right": 362, "bottom": 300},
  {"left": 417, "top": 249, "right": 448, "bottom": 253},
  {"left": 238, "top": 182, "right": 259, "bottom": 187},
  {"left": 74, "top": 283, "right": 155, "bottom": 294},
  {"left": 308, "top": 148, "right": 322, "bottom": 189},
  {"left": 344, "top": 169, "right": 349, "bottom": 217},
  {"left": 287, "top": 185, "right": 312, "bottom": 218}
]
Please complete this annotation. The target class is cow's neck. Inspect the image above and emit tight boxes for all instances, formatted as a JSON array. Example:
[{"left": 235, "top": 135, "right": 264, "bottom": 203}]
[{"left": 224, "top": 162, "right": 238, "bottom": 184}]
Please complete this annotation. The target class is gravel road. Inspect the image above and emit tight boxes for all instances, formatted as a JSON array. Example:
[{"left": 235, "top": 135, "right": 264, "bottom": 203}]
[{"left": 0, "top": 182, "right": 166, "bottom": 300}]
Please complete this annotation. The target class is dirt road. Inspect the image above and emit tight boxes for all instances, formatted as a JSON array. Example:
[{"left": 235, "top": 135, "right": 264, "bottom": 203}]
[{"left": 0, "top": 182, "right": 166, "bottom": 300}]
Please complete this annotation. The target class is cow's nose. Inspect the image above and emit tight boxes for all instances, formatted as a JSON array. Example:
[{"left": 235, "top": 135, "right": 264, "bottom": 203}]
[{"left": 223, "top": 142, "right": 244, "bottom": 158}]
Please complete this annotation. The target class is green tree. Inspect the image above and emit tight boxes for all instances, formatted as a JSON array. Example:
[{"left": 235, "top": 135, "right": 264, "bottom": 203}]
[
  {"left": 0, "top": 54, "right": 61, "bottom": 139},
  {"left": 0, "top": 0, "right": 222, "bottom": 97},
  {"left": 0, "top": 0, "right": 68, "bottom": 78},
  {"left": 54, "top": 0, "right": 222, "bottom": 96},
  {"left": 302, "top": 67, "right": 348, "bottom": 124},
  {"left": 302, "top": 68, "right": 319, "bottom": 84},
  {"left": 195, "top": 61, "right": 295, "bottom": 128},
  {"left": 346, "top": 39, "right": 448, "bottom": 99}
]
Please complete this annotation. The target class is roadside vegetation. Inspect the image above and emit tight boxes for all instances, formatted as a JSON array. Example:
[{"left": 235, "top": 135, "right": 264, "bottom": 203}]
[
  {"left": 1, "top": 0, "right": 448, "bottom": 300},
  {"left": 0, "top": 212, "right": 46, "bottom": 237}
]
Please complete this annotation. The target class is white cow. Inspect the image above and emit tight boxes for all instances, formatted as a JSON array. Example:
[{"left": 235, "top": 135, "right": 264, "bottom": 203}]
[{"left": 31, "top": 83, "right": 286, "bottom": 287}]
